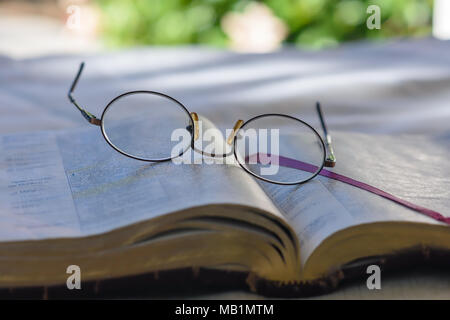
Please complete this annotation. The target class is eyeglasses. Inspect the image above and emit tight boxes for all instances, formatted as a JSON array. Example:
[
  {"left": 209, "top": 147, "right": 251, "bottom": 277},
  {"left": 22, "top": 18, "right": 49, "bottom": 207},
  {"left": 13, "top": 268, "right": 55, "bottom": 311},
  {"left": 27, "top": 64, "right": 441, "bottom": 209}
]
[{"left": 68, "top": 62, "right": 336, "bottom": 185}]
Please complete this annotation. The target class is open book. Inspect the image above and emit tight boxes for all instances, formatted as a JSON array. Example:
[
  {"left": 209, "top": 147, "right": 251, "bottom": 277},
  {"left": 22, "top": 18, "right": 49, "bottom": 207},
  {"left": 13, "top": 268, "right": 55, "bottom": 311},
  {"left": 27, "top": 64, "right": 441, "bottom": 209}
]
[{"left": 0, "top": 116, "right": 449, "bottom": 297}]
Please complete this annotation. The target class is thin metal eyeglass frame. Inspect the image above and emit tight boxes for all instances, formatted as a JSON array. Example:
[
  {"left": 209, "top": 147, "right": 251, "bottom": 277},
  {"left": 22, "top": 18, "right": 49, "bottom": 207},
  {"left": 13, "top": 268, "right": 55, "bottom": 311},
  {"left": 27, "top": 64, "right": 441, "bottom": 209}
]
[
  {"left": 232, "top": 113, "right": 326, "bottom": 185},
  {"left": 67, "top": 62, "right": 337, "bottom": 185}
]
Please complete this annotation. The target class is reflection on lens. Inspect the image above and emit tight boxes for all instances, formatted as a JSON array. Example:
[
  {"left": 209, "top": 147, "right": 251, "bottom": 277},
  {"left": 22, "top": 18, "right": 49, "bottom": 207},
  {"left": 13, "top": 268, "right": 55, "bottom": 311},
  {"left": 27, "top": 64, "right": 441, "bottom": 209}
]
[
  {"left": 101, "top": 92, "right": 192, "bottom": 161},
  {"left": 234, "top": 115, "right": 325, "bottom": 184}
]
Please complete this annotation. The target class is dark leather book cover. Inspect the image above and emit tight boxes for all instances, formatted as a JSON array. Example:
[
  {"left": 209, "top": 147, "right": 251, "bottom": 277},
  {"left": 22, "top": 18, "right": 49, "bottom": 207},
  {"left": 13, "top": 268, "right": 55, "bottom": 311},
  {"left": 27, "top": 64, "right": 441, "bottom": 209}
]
[{"left": 1, "top": 246, "right": 449, "bottom": 299}]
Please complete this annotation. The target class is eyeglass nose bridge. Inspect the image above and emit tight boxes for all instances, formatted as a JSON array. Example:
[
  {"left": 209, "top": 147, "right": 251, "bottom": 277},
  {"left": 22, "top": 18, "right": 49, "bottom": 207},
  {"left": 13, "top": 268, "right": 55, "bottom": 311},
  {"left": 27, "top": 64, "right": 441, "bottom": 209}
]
[
  {"left": 190, "top": 112, "right": 200, "bottom": 141},
  {"left": 227, "top": 120, "right": 244, "bottom": 145},
  {"left": 190, "top": 113, "right": 244, "bottom": 146}
]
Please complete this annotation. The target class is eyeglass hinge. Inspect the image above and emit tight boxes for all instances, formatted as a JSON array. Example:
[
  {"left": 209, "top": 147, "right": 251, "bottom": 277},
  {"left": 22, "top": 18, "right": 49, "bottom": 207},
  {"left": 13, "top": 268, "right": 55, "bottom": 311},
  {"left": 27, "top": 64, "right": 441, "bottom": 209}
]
[{"left": 80, "top": 109, "right": 101, "bottom": 126}]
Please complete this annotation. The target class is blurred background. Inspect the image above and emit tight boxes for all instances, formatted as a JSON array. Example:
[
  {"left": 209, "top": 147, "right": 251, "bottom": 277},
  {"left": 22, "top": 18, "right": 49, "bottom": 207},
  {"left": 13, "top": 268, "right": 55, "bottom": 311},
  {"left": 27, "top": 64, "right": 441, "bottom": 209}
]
[{"left": 0, "top": 0, "right": 449, "bottom": 57}]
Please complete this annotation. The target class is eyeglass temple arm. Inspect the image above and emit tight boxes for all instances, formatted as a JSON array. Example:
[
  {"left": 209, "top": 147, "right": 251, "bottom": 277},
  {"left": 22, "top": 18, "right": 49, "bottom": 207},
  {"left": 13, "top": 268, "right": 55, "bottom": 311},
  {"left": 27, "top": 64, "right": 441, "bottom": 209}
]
[
  {"left": 316, "top": 102, "right": 336, "bottom": 167},
  {"left": 68, "top": 62, "right": 101, "bottom": 126}
]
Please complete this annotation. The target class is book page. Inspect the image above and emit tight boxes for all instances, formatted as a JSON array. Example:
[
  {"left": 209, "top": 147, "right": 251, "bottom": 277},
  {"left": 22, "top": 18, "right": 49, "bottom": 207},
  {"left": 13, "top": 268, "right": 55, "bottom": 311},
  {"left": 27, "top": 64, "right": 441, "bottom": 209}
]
[
  {"left": 0, "top": 132, "right": 81, "bottom": 240},
  {"left": 259, "top": 131, "right": 450, "bottom": 264},
  {"left": 0, "top": 121, "right": 282, "bottom": 242}
]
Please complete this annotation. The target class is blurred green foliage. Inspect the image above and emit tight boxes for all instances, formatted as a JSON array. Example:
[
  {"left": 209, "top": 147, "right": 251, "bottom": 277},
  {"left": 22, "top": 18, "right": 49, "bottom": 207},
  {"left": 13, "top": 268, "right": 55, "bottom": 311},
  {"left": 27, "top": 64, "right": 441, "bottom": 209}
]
[{"left": 95, "top": 0, "right": 433, "bottom": 49}]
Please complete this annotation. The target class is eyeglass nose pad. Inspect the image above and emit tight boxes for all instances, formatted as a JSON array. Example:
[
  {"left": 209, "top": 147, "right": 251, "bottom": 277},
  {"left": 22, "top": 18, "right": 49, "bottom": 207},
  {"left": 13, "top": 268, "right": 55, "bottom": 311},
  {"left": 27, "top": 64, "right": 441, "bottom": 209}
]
[
  {"left": 227, "top": 120, "right": 244, "bottom": 145},
  {"left": 190, "top": 112, "right": 200, "bottom": 141}
]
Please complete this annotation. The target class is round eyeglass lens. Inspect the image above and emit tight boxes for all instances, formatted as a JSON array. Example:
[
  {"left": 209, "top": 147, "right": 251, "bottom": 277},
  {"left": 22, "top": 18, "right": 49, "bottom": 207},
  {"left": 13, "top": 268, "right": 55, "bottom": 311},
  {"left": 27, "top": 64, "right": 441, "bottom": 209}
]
[
  {"left": 101, "top": 92, "right": 193, "bottom": 161},
  {"left": 234, "top": 115, "right": 325, "bottom": 184}
]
